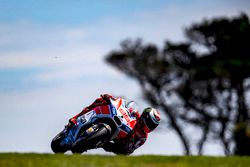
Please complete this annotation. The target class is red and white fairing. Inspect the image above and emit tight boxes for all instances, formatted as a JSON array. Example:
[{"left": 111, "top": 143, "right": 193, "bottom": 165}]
[{"left": 77, "top": 98, "right": 137, "bottom": 140}]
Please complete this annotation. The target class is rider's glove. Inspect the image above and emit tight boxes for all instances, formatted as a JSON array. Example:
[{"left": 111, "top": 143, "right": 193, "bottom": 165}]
[{"left": 101, "top": 94, "right": 114, "bottom": 104}]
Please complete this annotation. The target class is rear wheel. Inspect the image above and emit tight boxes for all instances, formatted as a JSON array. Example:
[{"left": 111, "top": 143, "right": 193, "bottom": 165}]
[{"left": 71, "top": 124, "right": 111, "bottom": 153}]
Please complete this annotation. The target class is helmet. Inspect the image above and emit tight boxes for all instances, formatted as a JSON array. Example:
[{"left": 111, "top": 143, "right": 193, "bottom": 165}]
[{"left": 140, "top": 107, "right": 160, "bottom": 133}]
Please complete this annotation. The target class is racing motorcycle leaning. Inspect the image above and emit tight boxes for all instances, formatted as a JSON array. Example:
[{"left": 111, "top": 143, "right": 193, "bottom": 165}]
[{"left": 51, "top": 97, "right": 138, "bottom": 153}]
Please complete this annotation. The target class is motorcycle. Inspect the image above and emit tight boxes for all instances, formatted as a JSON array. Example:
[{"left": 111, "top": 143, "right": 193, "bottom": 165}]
[{"left": 51, "top": 98, "right": 138, "bottom": 153}]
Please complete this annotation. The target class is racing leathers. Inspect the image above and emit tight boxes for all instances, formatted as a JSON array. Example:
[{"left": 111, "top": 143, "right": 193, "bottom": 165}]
[
  {"left": 102, "top": 120, "right": 148, "bottom": 154},
  {"left": 68, "top": 94, "right": 148, "bottom": 155}
]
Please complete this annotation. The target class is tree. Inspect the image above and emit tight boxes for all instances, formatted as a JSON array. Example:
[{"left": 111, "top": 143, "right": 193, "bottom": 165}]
[{"left": 105, "top": 13, "right": 250, "bottom": 155}]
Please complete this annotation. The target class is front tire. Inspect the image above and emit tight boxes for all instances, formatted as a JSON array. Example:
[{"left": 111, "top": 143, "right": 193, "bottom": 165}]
[{"left": 51, "top": 128, "right": 68, "bottom": 153}]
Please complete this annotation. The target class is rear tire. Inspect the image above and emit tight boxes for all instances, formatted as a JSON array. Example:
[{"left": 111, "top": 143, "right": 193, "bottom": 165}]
[{"left": 71, "top": 124, "right": 111, "bottom": 153}]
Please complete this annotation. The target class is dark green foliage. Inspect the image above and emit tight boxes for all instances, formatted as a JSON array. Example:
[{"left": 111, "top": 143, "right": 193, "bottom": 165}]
[{"left": 106, "top": 13, "right": 250, "bottom": 155}]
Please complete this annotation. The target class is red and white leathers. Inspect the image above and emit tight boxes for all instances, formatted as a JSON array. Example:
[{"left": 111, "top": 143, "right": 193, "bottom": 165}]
[
  {"left": 102, "top": 118, "right": 148, "bottom": 155},
  {"left": 69, "top": 94, "right": 148, "bottom": 155}
]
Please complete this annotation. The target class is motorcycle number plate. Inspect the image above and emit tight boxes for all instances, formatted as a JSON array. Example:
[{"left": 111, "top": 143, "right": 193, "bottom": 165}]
[
  {"left": 84, "top": 110, "right": 96, "bottom": 121},
  {"left": 77, "top": 115, "right": 86, "bottom": 125}
]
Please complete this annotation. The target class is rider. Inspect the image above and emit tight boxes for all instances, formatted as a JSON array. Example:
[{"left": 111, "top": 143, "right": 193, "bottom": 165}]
[{"left": 68, "top": 94, "right": 161, "bottom": 155}]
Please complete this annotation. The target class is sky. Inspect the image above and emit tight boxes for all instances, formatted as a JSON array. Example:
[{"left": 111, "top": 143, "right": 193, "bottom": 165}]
[{"left": 0, "top": 0, "right": 250, "bottom": 155}]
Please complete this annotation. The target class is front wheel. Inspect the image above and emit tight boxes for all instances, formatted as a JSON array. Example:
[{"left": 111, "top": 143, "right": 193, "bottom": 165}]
[
  {"left": 71, "top": 124, "right": 111, "bottom": 153},
  {"left": 51, "top": 128, "right": 68, "bottom": 153}
]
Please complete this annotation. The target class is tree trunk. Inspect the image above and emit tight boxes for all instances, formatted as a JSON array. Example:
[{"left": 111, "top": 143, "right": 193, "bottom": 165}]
[
  {"left": 234, "top": 82, "right": 250, "bottom": 155},
  {"left": 161, "top": 104, "right": 191, "bottom": 155}
]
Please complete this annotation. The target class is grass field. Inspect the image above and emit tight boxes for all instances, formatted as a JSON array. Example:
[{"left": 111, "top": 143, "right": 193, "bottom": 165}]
[{"left": 0, "top": 153, "right": 249, "bottom": 167}]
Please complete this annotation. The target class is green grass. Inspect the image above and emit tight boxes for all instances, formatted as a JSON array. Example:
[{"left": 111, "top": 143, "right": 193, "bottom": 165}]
[{"left": 0, "top": 153, "right": 249, "bottom": 167}]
